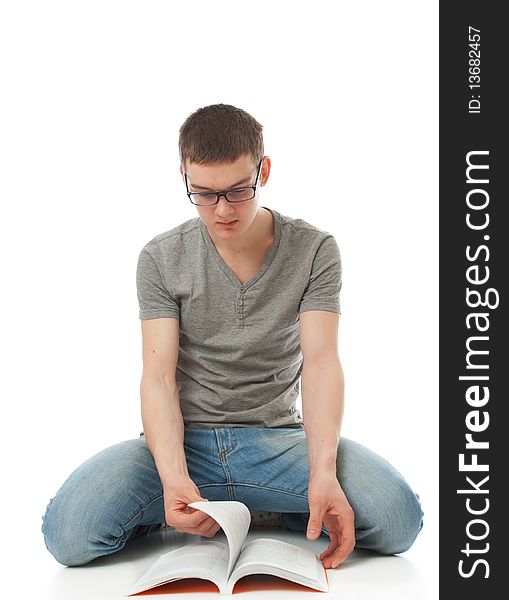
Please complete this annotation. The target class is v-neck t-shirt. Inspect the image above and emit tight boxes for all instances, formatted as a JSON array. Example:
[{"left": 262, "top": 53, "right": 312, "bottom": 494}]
[{"left": 136, "top": 206, "right": 342, "bottom": 429}]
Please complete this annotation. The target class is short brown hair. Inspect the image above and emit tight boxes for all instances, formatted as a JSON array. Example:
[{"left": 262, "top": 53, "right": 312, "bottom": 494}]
[{"left": 179, "top": 104, "right": 264, "bottom": 168}]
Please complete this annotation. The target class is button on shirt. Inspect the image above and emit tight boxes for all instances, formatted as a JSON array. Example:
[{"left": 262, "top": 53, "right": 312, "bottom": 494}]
[{"left": 136, "top": 207, "right": 342, "bottom": 429}]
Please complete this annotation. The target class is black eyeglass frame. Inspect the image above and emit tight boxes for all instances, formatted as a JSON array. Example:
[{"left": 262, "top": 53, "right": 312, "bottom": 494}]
[{"left": 184, "top": 158, "right": 263, "bottom": 206}]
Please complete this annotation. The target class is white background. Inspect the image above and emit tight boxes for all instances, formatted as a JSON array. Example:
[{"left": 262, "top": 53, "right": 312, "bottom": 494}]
[{"left": 0, "top": 1, "right": 438, "bottom": 598}]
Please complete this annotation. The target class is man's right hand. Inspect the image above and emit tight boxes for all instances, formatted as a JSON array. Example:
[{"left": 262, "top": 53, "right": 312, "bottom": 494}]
[{"left": 163, "top": 475, "right": 221, "bottom": 538}]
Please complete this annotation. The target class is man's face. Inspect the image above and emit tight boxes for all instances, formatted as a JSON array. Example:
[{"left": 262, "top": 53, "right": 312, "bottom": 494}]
[{"left": 181, "top": 154, "right": 268, "bottom": 244}]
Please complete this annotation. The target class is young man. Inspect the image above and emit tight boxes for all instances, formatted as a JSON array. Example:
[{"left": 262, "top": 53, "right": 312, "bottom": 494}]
[{"left": 41, "top": 104, "right": 423, "bottom": 570}]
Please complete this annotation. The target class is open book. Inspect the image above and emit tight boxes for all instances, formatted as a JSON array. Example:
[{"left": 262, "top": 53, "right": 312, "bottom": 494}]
[{"left": 127, "top": 500, "right": 329, "bottom": 595}]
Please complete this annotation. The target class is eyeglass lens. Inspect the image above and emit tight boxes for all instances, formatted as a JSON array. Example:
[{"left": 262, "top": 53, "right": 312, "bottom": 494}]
[{"left": 191, "top": 188, "right": 255, "bottom": 205}]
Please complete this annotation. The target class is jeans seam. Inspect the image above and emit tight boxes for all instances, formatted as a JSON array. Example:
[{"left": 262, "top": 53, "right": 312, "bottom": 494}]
[
  {"left": 121, "top": 493, "right": 164, "bottom": 531},
  {"left": 197, "top": 482, "right": 308, "bottom": 501},
  {"left": 108, "top": 494, "right": 164, "bottom": 556},
  {"left": 221, "top": 460, "right": 236, "bottom": 500},
  {"left": 227, "top": 481, "right": 309, "bottom": 499},
  {"left": 214, "top": 428, "right": 236, "bottom": 457},
  {"left": 213, "top": 430, "right": 237, "bottom": 500}
]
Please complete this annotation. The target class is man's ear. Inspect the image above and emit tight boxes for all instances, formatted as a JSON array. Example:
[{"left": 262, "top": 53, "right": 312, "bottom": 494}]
[{"left": 260, "top": 156, "right": 271, "bottom": 187}]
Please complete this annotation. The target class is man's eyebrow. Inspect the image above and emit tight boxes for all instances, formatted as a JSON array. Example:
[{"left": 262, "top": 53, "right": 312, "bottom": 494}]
[{"left": 189, "top": 175, "right": 252, "bottom": 191}]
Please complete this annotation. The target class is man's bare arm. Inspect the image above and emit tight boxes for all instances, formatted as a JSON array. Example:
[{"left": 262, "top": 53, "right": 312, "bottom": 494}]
[
  {"left": 299, "top": 310, "right": 355, "bottom": 568},
  {"left": 140, "top": 317, "right": 189, "bottom": 483},
  {"left": 299, "top": 310, "right": 344, "bottom": 475},
  {"left": 139, "top": 317, "right": 220, "bottom": 537}
]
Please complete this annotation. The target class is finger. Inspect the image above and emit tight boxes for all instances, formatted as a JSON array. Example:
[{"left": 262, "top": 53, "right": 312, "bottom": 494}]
[
  {"left": 306, "top": 510, "right": 325, "bottom": 540},
  {"left": 327, "top": 540, "right": 354, "bottom": 568},
  {"left": 181, "top": 518, "right": 220, "bottom": 537},
  {"left": 200, "top": 519, "right": 222, "bottom": 538},
  {"left": 187, "top": 514, "right": 217, "bottom": 532},
  {"left": 172, "top": 509, "right": 214, "bottom": 529},
  {"left": 320, "top": 532, "right": 340, "bottom": 562},
  {"left": 192, "top": 515, "right": 219, "bottom": 533},
  {"left": 321, "top": 533, "right": 342, "bottom": 568},
  {"left": 328, "top": 521, "right": 355, "bottom": 568},
  {"left": 187, "top": 490, "right": 208, "bottom": 510},
  {"left": 319, "top": 531, "right": 339, "bottom": 560}
]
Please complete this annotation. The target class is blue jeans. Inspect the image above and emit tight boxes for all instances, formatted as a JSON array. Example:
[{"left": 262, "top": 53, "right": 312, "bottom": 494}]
[{"left": 41, "top": 427, "right": 424, "bottom": 566}]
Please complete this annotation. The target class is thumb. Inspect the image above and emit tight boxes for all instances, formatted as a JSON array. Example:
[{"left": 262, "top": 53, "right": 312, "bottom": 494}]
[
  {"left": 192, "top": 492, "right": 209, "bottom": 502},
  {"left": 186, "top": 495, "right": 208, "bottom": 512},
  {"left": 307, "top": 512, "right": 323, "bottom": 540}
]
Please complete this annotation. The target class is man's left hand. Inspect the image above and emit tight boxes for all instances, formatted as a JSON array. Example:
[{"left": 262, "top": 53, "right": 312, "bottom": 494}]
[{"left": 306, "top": 472, "right": 356, "bottom": 568}]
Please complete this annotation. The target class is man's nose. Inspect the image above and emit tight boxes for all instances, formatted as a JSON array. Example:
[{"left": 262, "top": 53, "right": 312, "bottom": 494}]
[{"left": 215, "top": 195, "right": 235, "bottom": 214}]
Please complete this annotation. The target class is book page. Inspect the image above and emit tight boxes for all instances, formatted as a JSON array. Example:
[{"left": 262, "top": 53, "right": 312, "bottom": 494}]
[
  {"left": 189, "top": 501, "right": 251, "bottom": 580},
  {"left": 128, "top": 540, "right": 229, "bottom": 595},
  {"left": 227, "top": 537, "right": 328, "bottom": 593}
]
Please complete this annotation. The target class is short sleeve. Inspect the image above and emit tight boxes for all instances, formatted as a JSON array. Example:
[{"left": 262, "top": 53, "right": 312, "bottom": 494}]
[
  {"left": 136, "top": 246, "right": 180, "bottom": 320},
  {"left": 299, "top": 234, "right": 342, "bottom": 314}
]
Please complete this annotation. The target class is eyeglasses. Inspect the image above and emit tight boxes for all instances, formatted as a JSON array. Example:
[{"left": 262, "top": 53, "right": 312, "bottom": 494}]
[{"left": 185, "top": 159, "right": 263, "bottom": 206}]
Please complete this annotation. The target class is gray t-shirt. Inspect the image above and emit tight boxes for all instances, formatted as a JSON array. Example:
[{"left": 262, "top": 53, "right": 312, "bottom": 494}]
[{"left": 136, "top": 206, "right": 342, "bottom": 429}]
